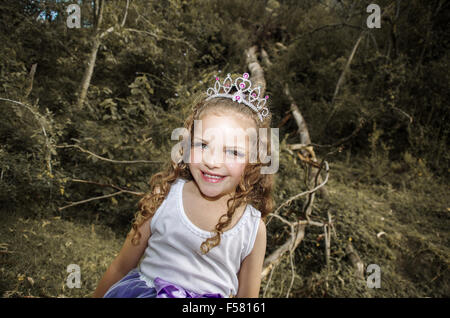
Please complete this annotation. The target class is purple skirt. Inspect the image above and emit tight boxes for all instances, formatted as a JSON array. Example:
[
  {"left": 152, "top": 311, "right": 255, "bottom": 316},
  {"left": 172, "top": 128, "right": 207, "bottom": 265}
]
[
  {"left": 104, "top": 268, "right": 157, "bottom": 298},
  {"left": 103, "top": 268, "right": 223, "bottom": 298}
]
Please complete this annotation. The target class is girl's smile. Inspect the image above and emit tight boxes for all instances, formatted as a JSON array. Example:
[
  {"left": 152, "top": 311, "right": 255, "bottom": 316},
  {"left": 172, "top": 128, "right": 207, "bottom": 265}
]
[{"left": 200, "top": 170, "right": 226, "bottom": 183}]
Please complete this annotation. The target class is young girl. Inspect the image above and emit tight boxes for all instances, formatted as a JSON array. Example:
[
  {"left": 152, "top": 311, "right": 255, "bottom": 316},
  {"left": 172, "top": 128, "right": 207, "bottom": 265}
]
[{"left": 93, "top": 72, "right": 274, "bottom": 298}]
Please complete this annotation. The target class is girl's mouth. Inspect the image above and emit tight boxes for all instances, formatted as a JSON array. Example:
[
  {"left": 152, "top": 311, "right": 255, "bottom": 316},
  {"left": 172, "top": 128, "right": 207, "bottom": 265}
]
[{"left": 201, "top": 170, "right": 226, "bottom": 183}]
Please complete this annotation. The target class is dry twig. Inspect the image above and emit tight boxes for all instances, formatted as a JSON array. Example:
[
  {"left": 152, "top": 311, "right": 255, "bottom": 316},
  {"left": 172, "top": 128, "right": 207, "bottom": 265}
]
[{"left": 56, "top": 144, "right": 162, "bottom": 164}]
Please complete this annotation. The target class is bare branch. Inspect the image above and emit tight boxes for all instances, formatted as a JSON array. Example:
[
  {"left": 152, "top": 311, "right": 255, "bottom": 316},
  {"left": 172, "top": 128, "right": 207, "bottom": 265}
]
[
  {"left": 245, "top": 46, "right": 266, "bottom": 95},
  {"left": 262, "top": 222, "right": 306, "bottom": 279},
  {"left": 55, "top": 144, "right": 163, "bottom": 164},
  {"left": 286, "top": 251, "right": 295, "bottom": 298},
  {"left": 121, "top": 0, "right": 130, "bottom": 27},
  {"left": 327, "top": 32, "right": 366, "bottom": 123},
  {"left": 58, "top": 190, "right": 124, "bottom": 211},
  {"left": 25, "top": 63, "right": 37, "bottom": 98},
  {"left": 269, "top": 161, "right": 329, "bottom": 219},
  {"left": 260, "top": 48, "right": 273, "bottom": 67},
  {"left": 392, "top": 105, "right": 413, "bottom": 124},
  {"left": 70, "top": 178, "right": 144, "bottom": 196},
  {"left": 284, "top": 84, "right": 313, "bottom": 158}
]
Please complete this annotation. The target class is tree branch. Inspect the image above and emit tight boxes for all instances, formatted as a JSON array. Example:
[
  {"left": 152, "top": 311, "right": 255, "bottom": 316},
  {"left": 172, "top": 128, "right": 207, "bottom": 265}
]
[
  {"left": 268, "top": 161, "right": 329, "bottom": 222},
  {"left": 121, "top": 0, "right": 130, "bottom": 27},
  {"left": 70, "top": 178, "right": 144, "bottom": 196},
  {"left": 56, "top": 144, "right": 163, "bottom": 164},
  {"left": 245, "top": 46, "right": 266, "bottom": 95},
  {"left": 58, "top": 190, "right": 124, "bottom": 211}
]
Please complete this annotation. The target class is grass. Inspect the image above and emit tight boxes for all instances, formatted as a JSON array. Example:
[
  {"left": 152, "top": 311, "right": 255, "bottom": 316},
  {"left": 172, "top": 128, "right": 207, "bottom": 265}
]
[
  {"left": 261, "top": 158, "right": 449, "bottom": 298},
  {"left": 0, "top": 212, "right": 122, "bottom": 297},
  {"left": 1, "top": 157, "right": 449, "bottom": 298}
]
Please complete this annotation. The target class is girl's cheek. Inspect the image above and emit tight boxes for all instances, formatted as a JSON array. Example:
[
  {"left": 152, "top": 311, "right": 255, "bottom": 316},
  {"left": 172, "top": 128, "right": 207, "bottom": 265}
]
[
  {"left": 226, "top": 162, "right": 246, "bottom": 176},
  {"left": 190, "top": 147, "right": 201, "bottom": 163}
]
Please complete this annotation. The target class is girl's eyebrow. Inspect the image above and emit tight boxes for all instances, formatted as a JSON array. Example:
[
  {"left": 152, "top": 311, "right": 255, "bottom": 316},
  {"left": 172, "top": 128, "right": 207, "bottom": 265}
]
[{"left": 194, "top": 137, "right": 246, "bottom": 151}]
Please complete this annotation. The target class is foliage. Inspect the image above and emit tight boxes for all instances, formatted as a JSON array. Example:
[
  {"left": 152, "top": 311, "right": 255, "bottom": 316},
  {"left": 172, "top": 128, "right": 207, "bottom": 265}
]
[{"left": 0, "top": 0, "right": 448, "bottom": 297}]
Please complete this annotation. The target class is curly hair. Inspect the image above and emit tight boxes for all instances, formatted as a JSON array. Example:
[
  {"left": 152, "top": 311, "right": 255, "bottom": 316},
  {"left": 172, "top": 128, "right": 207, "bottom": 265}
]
[{"left": 130, "top": 92, "right": 275, "bottom": 254}]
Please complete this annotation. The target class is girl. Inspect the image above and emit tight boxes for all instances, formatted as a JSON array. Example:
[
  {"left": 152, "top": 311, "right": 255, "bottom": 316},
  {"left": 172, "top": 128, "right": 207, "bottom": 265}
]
[{"left": 93, "top": 72, "right": 274, "bottom": 298}]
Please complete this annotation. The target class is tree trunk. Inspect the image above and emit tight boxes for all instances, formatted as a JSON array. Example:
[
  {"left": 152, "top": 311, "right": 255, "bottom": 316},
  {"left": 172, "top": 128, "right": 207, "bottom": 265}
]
[
  {"left": 77, "top": 37, "right": 101, "bottom": 108},
  {"left": 76, "top": 0, "right": 130, "bottom": 109},
  {"left": 76, "top": 0, "right": 104, "bottom": 109}
]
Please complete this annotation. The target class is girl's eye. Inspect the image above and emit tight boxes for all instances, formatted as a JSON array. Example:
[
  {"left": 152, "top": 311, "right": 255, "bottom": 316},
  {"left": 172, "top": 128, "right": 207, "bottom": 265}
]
[
  {"left": 226, "top": 149, "right": 244, "bottom": 158},
  {"left": 194, "top": 142, "right": 207, "bottom": 149}
]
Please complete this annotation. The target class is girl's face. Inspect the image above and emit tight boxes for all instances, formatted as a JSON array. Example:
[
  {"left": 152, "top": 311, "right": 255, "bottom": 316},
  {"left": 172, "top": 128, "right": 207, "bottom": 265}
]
[{"left": 188, "top": 111, "right": 257, "bottom": 201}]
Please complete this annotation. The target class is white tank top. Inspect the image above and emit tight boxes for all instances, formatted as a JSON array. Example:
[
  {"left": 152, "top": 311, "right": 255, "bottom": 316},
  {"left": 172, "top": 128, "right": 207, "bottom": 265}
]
[{"left": 138, "top": 178, "right": 262, "bottom": 297}]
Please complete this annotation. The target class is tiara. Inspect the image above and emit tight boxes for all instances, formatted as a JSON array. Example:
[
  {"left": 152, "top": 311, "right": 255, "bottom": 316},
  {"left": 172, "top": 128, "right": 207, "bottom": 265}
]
[{"left": 205, "top": 72, "right": 270, "bottom": 122}]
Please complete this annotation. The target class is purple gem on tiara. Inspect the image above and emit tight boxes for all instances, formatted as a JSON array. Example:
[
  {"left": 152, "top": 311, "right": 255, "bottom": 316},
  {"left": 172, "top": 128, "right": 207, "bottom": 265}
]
[{"left": 205, "top": 72, "right": 270, "bottom": 122}]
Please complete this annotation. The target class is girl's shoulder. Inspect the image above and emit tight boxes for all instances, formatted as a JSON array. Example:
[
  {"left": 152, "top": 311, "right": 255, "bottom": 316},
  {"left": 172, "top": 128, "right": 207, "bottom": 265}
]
[
  {"left": 167, "top": 177, "right": 187, "bottom": 192},
  {"left": 246, "top": 203, "right": 262, "bottom": 219}
]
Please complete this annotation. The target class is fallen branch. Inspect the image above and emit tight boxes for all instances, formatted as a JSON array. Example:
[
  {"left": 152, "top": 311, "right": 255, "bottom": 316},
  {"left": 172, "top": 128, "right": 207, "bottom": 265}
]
[
  {"left": 245, "top": 46, "right": 266, "bottom": 95},
  {"left": 262, "top": 221, "right": 306, "bottom": 280},
  {"left": 269, "top": 161, "right": 329, "bottom": 220},
  {"left": 283, "top": 83, "right": 329, "bottom": 200}
]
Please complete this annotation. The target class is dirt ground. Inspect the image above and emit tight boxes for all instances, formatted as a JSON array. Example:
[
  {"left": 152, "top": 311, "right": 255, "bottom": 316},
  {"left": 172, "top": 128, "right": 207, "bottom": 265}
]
[{"left": 1, "top": 160, "right": 448, "bottom": 298}]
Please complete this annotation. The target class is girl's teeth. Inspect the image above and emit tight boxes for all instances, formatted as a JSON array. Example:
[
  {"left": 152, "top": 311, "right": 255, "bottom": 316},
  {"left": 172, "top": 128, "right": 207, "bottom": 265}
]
[{"left": 204, "top": 173, "right": 223, "bottom": 179}]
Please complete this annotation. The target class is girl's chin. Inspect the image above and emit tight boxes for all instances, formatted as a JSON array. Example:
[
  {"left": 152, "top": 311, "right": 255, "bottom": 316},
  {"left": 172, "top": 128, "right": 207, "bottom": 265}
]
[
  {"left": 196, "top": 182, "right": 231, "bottom": 199},
  {"left": 198, "top": 187, "right": 225, "bottom": 199}
]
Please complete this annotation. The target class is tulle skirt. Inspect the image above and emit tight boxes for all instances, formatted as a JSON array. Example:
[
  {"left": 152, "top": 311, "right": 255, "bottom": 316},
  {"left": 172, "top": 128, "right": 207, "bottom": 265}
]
[
  {"left": 103, "top": 268, "right": 223, "bottom": 298},
  {"left": 104, "top": 268, "right": 157, "bottom": 298}
]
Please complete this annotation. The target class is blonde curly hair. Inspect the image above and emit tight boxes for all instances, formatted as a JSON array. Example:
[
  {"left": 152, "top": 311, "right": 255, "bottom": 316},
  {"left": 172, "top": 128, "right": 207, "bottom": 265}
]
[{"left": 130, "top": 93, "right": 275, "bottom": 254}]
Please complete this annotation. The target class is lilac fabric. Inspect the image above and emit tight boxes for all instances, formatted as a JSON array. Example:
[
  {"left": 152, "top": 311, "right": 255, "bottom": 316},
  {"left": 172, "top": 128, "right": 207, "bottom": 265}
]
[
  {"left": 103, "top": 268, "right": 157, "bottom": 298},
  {"left": 103, "top": 268, "right": 223, "bottom": 298},
  {"left": 153, "top": 277, "right": 223, "bottom": 298}
]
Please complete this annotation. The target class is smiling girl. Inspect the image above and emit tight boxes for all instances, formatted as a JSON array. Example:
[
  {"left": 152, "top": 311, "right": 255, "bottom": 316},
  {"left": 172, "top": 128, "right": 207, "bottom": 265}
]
[{"left": 93, "top": 73, "right": 275, "bottom": 298}]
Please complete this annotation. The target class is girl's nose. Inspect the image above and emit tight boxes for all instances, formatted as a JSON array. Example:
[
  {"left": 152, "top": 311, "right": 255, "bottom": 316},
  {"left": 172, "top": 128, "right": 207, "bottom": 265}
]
[{"left": 203, "top": 146, "right": 222, "bottom": 169}]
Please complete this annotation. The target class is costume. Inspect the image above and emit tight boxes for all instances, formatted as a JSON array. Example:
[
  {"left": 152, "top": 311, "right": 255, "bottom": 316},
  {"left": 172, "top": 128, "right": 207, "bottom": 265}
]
[{"left": 104, "top": 178, "right": 262, "bottom": 298}]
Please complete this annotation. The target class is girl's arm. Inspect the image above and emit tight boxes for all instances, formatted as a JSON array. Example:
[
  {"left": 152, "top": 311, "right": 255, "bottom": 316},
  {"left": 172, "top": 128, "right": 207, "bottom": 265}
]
[
  {"left": 92, "top": 217, "right": 152, "bottom": 297},
  {"left": 236, "top": 219, "right": 267, "bottom": 298}
]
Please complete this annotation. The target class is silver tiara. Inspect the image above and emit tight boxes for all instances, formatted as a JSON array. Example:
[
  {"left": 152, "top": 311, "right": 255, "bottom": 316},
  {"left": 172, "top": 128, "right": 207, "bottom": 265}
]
[{"left": 205, "top": 72, "right": 270, "bottom": 122}]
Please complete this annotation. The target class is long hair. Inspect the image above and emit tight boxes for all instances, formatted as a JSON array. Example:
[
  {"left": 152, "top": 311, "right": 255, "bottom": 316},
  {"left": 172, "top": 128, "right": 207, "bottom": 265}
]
[{"left": 130, "top": 93, "right": 274, "bottom": 254}]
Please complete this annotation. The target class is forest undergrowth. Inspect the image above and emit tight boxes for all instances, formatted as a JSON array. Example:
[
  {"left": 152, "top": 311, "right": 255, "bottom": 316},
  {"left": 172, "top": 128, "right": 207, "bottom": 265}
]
[{"left": 1, "top": 154, "right": 448, "bottom": 298}]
